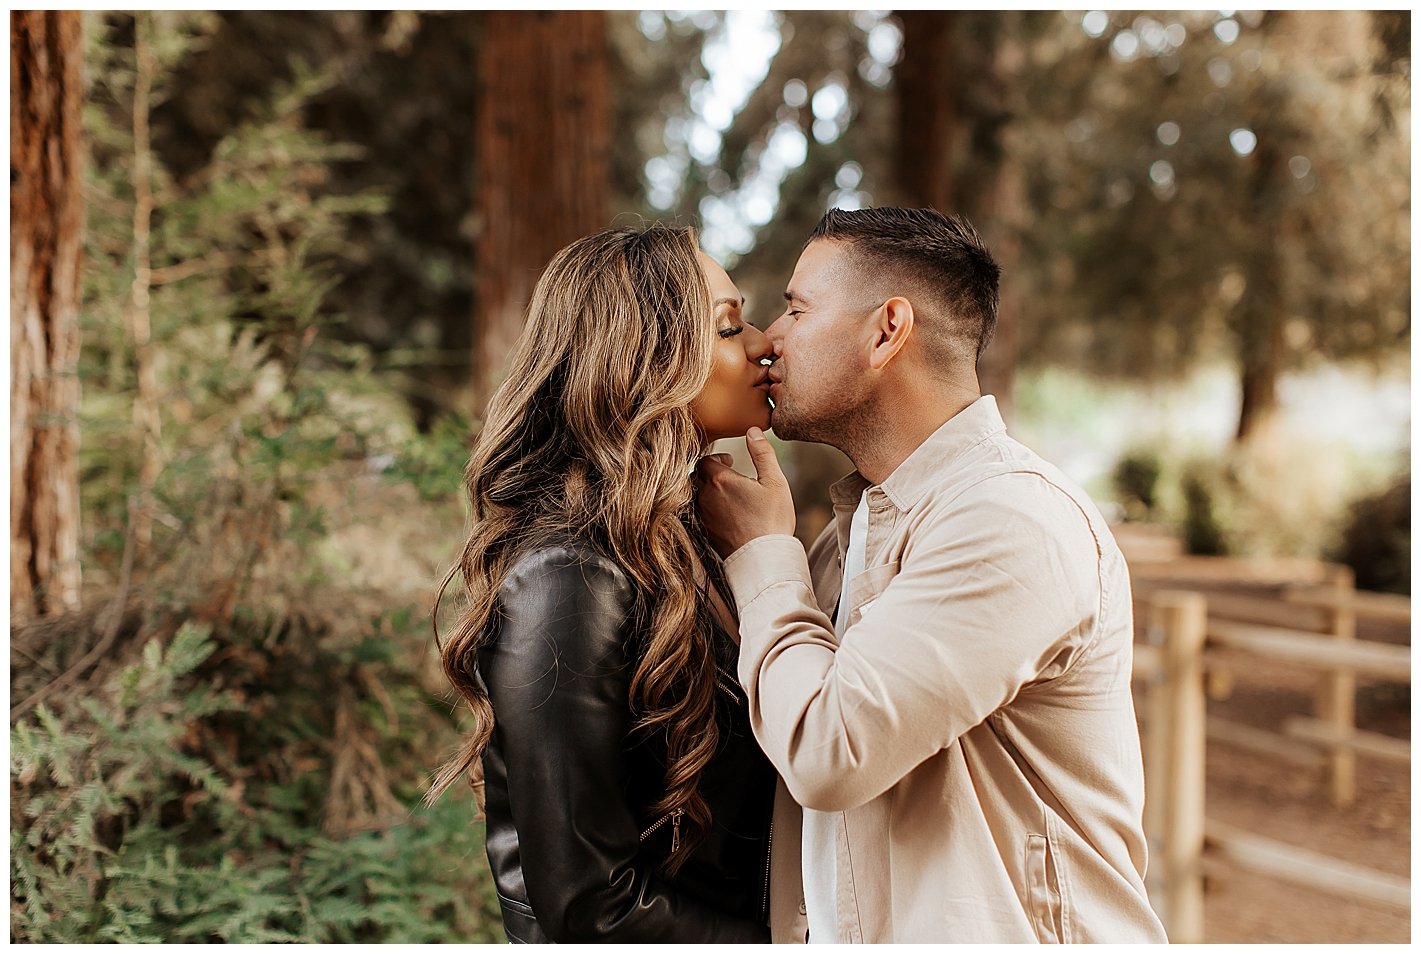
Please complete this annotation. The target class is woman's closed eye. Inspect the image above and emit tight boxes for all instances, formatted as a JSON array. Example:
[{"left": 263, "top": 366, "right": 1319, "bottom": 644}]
[{"left": 718, "top": 323, "right": 745, "bottom": 339}]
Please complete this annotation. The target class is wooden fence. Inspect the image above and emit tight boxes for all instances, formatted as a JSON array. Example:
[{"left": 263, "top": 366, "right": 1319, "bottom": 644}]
[{"left": 1132, "top": 568, "right": 1411, "bottom": 942}]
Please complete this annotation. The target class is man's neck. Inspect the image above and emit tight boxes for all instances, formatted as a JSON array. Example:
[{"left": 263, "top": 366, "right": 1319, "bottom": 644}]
[{"left": 848, "top": 385, "right": 981, "bottom": 486}]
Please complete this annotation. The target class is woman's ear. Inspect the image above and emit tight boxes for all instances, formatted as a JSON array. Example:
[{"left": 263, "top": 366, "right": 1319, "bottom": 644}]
[{"left": 868, "top": 296, "right": 914, "bottom": 371}]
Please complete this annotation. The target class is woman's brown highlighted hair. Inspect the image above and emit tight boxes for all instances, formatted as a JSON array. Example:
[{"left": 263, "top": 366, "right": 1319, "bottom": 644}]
[{"left": 428, "top": 224, "right": 724, "bottom": 872}]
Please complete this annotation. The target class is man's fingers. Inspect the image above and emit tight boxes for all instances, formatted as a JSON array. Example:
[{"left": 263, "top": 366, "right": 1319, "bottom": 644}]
[
  {"left": 696, "top": 455, "right": 726, "bottom": 476},
  {"left": 696, "top": 452, "right": 739, "bottom": 480},
  {"left": 745, "top": 427, "right": 786, "bottom": 486},
  {"left": 695, "top": 453, "right": 737, "bottom": 488}
]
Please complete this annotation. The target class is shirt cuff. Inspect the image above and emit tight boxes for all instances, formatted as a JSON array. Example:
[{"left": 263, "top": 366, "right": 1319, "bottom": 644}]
[{"left": 722, "top": 534, "right": 813, "bottom": 612}]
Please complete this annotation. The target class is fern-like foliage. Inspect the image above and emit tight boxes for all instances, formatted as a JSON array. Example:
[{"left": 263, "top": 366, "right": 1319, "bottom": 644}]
[
  {"left": 12, "top": 13, "right": 499, "bottom": 943},
  {"left": 11, "top": 624, "right": 500, "bottom": 943}
]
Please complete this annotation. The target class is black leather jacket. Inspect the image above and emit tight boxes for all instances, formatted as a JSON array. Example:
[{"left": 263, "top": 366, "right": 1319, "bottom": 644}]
[{"left": 477, "top": 541, "right": 777, "bottom": 943}]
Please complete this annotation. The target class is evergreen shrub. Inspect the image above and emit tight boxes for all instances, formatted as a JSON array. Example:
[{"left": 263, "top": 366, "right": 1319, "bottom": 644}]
[
  {"left": 12, "top": 13, "right": 496, "bottom": 942},
  {"left": 1330, "top": 472, "right": 1410, "bottom": 595}
]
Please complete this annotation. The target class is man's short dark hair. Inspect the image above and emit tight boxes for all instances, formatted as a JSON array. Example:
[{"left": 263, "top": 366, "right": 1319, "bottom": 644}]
[{"left": 808, "top": 207, "right": 1000, "bottom": 361}]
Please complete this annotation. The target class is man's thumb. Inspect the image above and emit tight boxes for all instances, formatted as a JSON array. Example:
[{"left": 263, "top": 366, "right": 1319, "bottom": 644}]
[{"left": 746, "top": 428, "right": 785, "bottom": 484}]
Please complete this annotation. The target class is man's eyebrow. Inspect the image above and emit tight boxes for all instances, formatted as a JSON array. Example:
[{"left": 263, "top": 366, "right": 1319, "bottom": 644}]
[
  {"left": 783, "top": 290, "right": 802, "bottom": 303},
  {"left": 713, "top": 296, "right": 745, "bottom": 309}
]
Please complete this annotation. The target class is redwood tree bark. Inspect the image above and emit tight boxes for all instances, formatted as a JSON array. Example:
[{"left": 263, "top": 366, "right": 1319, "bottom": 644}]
[
  {"left": 893, "top": 11, "right": 1023, "bottom": 422},
  {"left": 11, "top": 11, "right": 84, "bottom": 617},
  {"left": 895, "top": 12, "right": 956, "bottom": 213},
  {"left": 473, "top": 11, "right": 610, "bottom": 409}
]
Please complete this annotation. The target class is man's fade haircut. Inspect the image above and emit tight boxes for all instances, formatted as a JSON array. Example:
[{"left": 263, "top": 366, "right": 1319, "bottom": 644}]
[{"left": 807, "top": 207, "right": 1001, "bottom": 361}]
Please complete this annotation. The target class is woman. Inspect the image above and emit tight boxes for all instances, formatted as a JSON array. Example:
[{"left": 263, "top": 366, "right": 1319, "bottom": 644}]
[{"left": 429, "top": 224, "right": 782, "bottom": 943}]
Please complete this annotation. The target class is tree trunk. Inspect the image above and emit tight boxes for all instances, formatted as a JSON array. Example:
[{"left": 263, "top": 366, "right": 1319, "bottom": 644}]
[
  {"left": 1234, "top": 297, "right": 1284, "bottom": 448},
  {"left": 127, "top": 13, "right": 162, "bottom": 552},
  {"left": 1233, "top": 10, "right": 1370, "bottom": 450},
  {"left": 892, "top": 11, "right": 1023, "bottom": 422},
  {"left": 11, "top": 11, "right": 84, "bottom": 617},
  {"left": 1236, "top": 329, "right": 1282, "bottom": 443},
  {"left": 1234, "top": 133, "right": 1288, "bottom": 450},
  {"left": 894, "top": 11, "right": 955, "bottom": 213},
  {"left": 473, "top": 11, "right": 610, "bottom": 411}
]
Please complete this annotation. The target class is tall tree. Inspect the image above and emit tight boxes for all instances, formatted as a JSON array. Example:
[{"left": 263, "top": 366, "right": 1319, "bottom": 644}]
[
  {"left": 1018, "top": 11, "right": 1409, "bottom": 446},
  {"left": 893, "top": 11, "right": 1028, "bottom": 421},
  {"left": 473, "top": 11, "right": 611, "bottom": 407},
  {"left": 11, "top": 11, "right": 84, "bottom": 616}
]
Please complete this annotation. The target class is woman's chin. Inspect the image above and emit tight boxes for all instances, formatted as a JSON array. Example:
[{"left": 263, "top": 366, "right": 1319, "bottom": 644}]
[
  {"left": 702, "top": 419, "right": 770, "bottom": 445},
  {"left": 748, "top": 404, "right": 772, "bottom": 433}
]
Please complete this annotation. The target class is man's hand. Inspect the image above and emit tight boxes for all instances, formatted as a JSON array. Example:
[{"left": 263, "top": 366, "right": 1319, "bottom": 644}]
[{"left": 695, "top": 427, "right": 797, "bottom": 558}]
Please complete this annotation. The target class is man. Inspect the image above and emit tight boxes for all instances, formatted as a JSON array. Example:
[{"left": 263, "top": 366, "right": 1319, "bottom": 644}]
[{"left": 696, "top": 207, "right": 1167, "bottom": 943}]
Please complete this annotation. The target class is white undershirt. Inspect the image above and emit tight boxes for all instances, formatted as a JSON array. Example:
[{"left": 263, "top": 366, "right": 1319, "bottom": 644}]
[{"left": 803, "top": 492, "right": 869, "bottom": 943}]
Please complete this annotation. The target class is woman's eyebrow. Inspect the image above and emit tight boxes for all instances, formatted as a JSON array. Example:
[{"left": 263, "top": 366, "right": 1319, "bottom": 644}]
[{"left": 713, "top": 296, "right": 745, "bottom": 309}]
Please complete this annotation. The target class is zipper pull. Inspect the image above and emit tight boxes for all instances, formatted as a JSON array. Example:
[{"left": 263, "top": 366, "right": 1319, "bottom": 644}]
[{"left": 671, "top": 809, "right": 683, "bottom": 854}]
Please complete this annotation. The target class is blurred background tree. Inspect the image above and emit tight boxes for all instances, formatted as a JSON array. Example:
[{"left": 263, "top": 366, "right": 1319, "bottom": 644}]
[
  {"left": 58, "top": 9, "right": 1403, "bottom": 451},
  {"left": 1016, "top": 10, "right": 1409, "bottom": 447},
  {"left": 474, "top": 11, "right": 612, "bottom": 407},
  {"left": 12, "top": 10, "right": 84, "bottom": 617}
]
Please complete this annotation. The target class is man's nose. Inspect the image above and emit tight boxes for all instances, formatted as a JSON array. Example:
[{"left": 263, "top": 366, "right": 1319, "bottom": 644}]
[
  {"left": 764, "top": 314, "right": 789, "bottom": 351},
  {"left": 743, "top": 323, "right": 774, "bottom": 362}
]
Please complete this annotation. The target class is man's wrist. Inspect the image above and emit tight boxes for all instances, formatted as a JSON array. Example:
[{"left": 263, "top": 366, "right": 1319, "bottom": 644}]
[{"left": 722, "top": 533, "right": 810, "bottom": 612}]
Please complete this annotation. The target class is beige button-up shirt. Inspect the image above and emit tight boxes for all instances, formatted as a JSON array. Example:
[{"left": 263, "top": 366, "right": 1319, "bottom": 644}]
[{"left": 729, "top": 396, "right": 1167, "bottom": 943}]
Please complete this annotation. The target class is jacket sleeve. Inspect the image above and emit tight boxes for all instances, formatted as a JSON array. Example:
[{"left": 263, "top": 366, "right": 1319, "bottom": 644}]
[
  {"left": 480, "top": 546, "right": 770, "bottom": 943},
  {"left": 724, "top": 473, "right": 1103, "bottom": 813}
]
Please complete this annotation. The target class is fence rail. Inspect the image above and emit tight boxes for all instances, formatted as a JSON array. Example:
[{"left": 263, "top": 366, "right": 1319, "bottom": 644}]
[
  {"left": 1203, "top": 821, "right": 1411, "bottom": 910},
  {"left": 1206, "top": 618, "right": 1410, "bottom": 679},
  {"left": 1133, "top": 566, "right": 1410, "bottom": 942}
]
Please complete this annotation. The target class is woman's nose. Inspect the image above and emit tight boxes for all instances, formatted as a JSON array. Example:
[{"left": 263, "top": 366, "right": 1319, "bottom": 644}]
[{"left": 743, "top": 323, "right": 773, "bottom": 362}]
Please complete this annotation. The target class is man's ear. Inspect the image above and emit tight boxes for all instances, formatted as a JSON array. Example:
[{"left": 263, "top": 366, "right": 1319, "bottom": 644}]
[{"left": 868, "top": 296, "right": 914, "bottom": 371}]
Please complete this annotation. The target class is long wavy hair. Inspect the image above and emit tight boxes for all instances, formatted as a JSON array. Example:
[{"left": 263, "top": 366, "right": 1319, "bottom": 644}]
[{"left": 427, "top": 224, "right": 728, "bottom": 872}]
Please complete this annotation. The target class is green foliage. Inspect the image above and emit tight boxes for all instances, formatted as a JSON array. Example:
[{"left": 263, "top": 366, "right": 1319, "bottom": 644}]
[
  {"left": 1016, "top": 10, "right": 1409, "bottom": 433},
  {"left": 81, "top": 13, "right": 393, "bottom": 571},
  {"left": 1108, "top": 437, "right": 1407, "bottom": 565},
  {"left": 1329, "top": 472, "right": 1410, "bottom": 594},
  {"left": 1178, "top": 462, "right": 1230, "bottom": 556},
  {"left": 1111, "top": 447, "right": 1164, "bottom": 520},
  {"left": 382, "top": 412, "right": 476, "bottom": 503},
  {"left": 11, "top": 625, "right": 501, "bottom": 943},
  {"left": 10, "top": 13, "right": 495, "bottom": 943}
]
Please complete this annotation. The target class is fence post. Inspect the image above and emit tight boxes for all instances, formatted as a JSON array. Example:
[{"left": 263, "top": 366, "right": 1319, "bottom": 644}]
[
  {"left": 1148, "top": 590, "right": 1208, "bottom": 943},
  {"left": 1317, "top": 564, "right": 1357, "bottom": 807}
]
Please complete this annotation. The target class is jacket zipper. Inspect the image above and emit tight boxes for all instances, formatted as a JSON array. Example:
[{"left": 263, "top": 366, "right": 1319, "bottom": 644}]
[
  {"left": 638, "top": 807, "right": 684, "bottom": 847},
  {"left": 760, "top": 820, "right": 774, "bottom": 920}
]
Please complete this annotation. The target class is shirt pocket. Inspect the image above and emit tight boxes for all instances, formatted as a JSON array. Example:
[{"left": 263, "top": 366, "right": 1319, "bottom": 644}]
[
  {"left": 844, "top": 561, "right": 899, "bottom": 629},
  {"left": 1026, "top": 831, "right": 1066, "bottom": 943}
]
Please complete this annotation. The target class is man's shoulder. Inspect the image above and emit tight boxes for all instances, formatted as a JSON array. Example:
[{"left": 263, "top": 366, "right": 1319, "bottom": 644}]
[
  {"left": 912, "top": 438, "right": 1118, "bottom": 554},
  {"left": 920, "top": 433, "right": 1085, "bottom": 509}
]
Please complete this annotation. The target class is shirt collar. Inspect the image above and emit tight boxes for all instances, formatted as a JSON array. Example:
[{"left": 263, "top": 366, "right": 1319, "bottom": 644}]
[{"left": 828, "top": 395, "right": 1007, "bottom": 514}]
